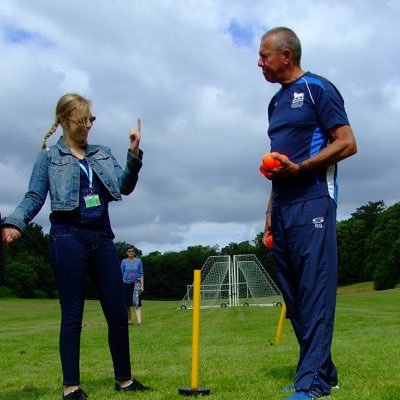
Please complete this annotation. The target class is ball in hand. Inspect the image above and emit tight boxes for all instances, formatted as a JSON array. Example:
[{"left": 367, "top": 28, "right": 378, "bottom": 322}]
[
  {"left": 263, "top": 233, "right": 273, "bottom": 249},
  {"left": 262, "top": 152, "right": 288, "bottom": 170},
  {"left": 259, "top": 163, "right": 272, "bottom": 178}
]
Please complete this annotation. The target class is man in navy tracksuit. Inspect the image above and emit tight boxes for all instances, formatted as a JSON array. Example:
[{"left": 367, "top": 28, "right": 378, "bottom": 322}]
[{"left": 258, "top": 27, "right": 357, "bottom": 399}]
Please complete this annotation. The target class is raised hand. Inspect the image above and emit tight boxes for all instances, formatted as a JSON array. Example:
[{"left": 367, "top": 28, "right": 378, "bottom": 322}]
[{"left": 129, "top": 118, "right": 141, "bottom": 157}]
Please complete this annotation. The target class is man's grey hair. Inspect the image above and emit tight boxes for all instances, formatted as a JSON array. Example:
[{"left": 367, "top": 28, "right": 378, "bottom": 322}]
[{"left": 262, "top": 27, "right": 302, "bottom": 65}]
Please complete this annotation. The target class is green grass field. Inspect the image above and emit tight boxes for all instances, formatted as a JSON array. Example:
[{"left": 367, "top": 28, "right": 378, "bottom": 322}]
[{"left": 0, "top": 284, "right": 399, "bottom": 400}]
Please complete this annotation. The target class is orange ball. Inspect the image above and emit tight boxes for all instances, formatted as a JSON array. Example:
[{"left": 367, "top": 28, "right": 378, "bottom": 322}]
[
  {"left": 262, "top": 153, "right": 281, "bottom": 169},
  {"left": 259, "top": 163, "right": 272, "bottom": 178},
  {"left": 263, "top": 233, "right": 273, "bottom": 249}
]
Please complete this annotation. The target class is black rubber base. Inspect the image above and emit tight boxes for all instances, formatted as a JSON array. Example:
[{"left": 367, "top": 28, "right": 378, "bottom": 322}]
[{"left": 178, "top": 387, "right": 210, "bottom": 396}]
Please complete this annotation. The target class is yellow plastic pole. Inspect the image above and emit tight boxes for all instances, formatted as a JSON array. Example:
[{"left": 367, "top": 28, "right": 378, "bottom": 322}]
[
  {"left": 190, "top": 269, "right": 201, "bottom": 388},
  {"left": 275, "top": 303, "right": 287, "bottom": 346},
  {"left": 179, "top": 269, "right": 210, "bottom": 396}
]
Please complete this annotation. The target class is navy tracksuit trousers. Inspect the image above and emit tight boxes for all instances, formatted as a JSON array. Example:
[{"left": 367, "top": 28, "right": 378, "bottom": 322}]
[{"left": 271, "top": 196, "right": 338, "bottom": 394}]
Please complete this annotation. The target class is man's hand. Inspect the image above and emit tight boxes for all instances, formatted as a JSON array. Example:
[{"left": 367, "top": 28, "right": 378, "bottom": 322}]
[{"left": 263, "top": 153, "right": 299, "bottom": 179}]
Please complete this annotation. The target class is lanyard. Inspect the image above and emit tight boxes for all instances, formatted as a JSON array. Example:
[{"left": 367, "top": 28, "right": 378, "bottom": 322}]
[{"left": 79, "top": 162, "right": 93, "bottom": 191}]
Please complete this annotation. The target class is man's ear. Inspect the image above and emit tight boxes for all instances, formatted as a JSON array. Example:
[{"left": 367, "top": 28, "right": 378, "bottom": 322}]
[{"left": 283, "top": 49, "right": 291, "bottom": 64}]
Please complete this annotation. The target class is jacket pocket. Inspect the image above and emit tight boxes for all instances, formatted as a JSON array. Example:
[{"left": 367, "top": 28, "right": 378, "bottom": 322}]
[{"left": 49, "top": 158, "right": 76, "bottom": 205}]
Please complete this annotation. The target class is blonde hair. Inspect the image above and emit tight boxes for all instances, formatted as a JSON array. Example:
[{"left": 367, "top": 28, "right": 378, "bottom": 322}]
[{"left": 41, "top": 93, "right": 92, "bottom": 149}]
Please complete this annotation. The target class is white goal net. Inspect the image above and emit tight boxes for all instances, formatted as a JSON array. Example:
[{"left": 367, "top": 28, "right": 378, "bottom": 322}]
[{"left": 179, "top": 254, "right": 282, "bottom": 309}]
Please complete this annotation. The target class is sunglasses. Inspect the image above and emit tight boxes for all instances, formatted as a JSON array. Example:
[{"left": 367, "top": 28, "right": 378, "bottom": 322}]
[{"left": 66, "top": 116, "right": 96, "bottom": 126}]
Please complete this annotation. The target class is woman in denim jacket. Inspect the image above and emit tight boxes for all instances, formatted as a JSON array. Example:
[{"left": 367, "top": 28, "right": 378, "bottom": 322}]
[{"left": 2, "top": 93, "right": 150, "bottom": 399}]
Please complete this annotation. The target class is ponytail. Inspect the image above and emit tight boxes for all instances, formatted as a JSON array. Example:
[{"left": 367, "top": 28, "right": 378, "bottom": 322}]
[{"left": 41, "top": 121, "right": 59, "bottom": 150}]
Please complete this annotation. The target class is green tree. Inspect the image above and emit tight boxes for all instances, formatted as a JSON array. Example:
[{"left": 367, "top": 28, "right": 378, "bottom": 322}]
[
  {"left": 186, "top": 245, "right": 218, "bottom": 269},
  {"left": 373, "top": 238, "right": 400, "bottom": 290},
  {"left": 336, "top": 200, "right": 387, "bottom": 285},
  {"left": 351, "top": 200, "right": 386, "bottom": 230},
  {"left": 221, "top": 240, "right": 255, "bottom": 256},
  {"left": 365, "top": 202, "right": 400, "bottom": 290},
  {"left": 143, "top": 250, "right": 189, "bottom": 299},
  {"left": 253, "top": 232, "right": 278, "bottom": 284},
  {"left": 142, "top": 246, "right": 218, "bottom": 300},
  {"left": 27, "top": 255, "right": 56, "bottom": 298},
  {"left": 337, "top": 218, "right": 368, "bottom": 284},
  {"left": 5, "top": 261, "right": 38, "bottom": 298},
  {"left": 4, "top": 223, "right": 50, "bottom": 262},
  {"left": 3, "top": 223, "right": 54, "bottom": 298},
  {"left": 141, "top": 250, "right": 165, "bottom": 299}
]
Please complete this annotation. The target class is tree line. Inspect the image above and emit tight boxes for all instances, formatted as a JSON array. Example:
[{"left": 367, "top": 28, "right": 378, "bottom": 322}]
[{"left": 1, "top": 200, "right": 399, "bottom": 299}]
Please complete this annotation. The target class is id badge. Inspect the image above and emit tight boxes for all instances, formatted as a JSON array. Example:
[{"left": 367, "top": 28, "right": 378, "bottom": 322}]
[{"left": 84, "top": 194, "right": 101, "bottom": 208}]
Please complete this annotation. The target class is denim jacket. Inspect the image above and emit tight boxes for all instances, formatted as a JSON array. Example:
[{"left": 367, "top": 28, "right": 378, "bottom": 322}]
[{"left": 5, "top": 137, "right": 143, "bottom": 232}]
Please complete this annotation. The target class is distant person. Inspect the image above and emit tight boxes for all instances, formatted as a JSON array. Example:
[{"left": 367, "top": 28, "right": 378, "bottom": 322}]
[
  {"left": 2, "top": 93, "right": 150, "bottom": 399},
  {"left": 121, "top": 245, "right": 144, "bottom": 326},
  {"left": 258, "top": 27, "right": 357, "bottom": 399},
  {"left": 0, "top": 211, "right": 4, "bottom": 285}
]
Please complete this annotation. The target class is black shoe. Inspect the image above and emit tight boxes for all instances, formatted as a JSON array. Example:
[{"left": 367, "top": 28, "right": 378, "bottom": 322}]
[
  {"left": 62, "top": 388, "right": 88, "bottom": 400},
  {"left": 115, "top": 379, "right": 151, "bottom": 392}
]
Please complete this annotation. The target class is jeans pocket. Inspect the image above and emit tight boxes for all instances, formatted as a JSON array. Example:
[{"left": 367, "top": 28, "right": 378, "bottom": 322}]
[{"left": 50, "top": 225, "right": 77, "bottom": 238}]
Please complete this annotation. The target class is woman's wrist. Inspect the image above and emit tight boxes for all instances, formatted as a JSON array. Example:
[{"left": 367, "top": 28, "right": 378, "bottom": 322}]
[{"left": 129, "top": 147, "right": 140, "bottom": 158}]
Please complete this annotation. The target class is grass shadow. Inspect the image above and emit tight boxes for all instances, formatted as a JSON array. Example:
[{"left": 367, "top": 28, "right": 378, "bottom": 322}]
[
  {"left": 0, "top": 377, "right": 135, "bottom": 400},
  {"left": 261, "top": 364, "right": 295, "bottom": 382},
  {"left": 382, "top": 386, "right": 400, "bottom": 400},
  {"left": 0, "top": 384, "right": 51, "bottom": 400}
]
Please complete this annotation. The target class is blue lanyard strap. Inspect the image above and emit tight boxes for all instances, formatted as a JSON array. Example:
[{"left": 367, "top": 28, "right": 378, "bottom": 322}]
[{"left": 79, "top": 162, "right": 93, "bottom": 190}]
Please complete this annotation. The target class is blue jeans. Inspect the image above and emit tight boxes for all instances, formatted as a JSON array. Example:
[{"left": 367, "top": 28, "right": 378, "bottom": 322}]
[{"left": 50, "top": 225, "right": 131, "bottom": 386}]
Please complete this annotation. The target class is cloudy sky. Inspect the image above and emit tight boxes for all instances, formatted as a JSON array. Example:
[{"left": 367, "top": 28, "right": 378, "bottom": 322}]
[{"left": 1, "top": 0, "right": 399, "bottom": 255}]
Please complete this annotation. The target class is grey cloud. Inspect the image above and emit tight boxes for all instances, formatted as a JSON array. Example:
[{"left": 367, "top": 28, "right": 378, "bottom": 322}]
[{"left": 1, "top": 0, "right": 399, "bottom": 254}]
